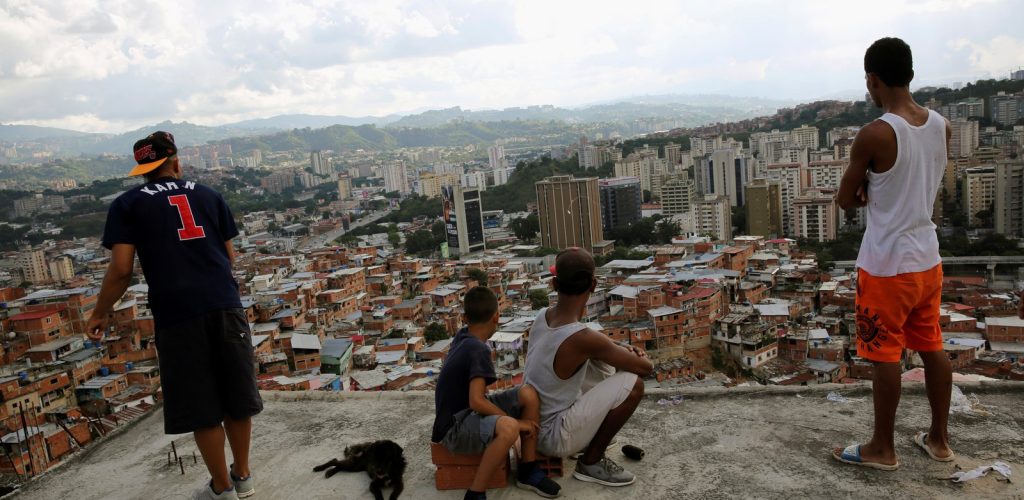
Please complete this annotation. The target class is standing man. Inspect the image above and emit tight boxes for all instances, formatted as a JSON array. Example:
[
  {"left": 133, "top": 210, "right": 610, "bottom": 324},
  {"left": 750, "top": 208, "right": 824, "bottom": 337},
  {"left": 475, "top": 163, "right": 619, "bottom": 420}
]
[
  {"left": 833, "top": 38, "right": 953, "bottom": 470},
  {"left": 87, "top": 132, "right": 262, "bottom": 499},
  {"left": 524, "top": 248, "right": 652, "bottom": 487}
]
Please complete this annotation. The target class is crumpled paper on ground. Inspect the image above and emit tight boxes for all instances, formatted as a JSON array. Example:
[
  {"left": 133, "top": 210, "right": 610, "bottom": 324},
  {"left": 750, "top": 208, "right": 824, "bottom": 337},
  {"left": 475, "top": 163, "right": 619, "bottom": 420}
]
[
  {"left": 657, "top": 395, "right": 685, "bottom": 406},
  {"left": 949, "top": 385, "right": 992, "bottom": 417},
  {"left": 948, "top": 461, "right": 1012, "bottom": 483},
  {"left": 826, "top": 392, "right": 865, "bottom": 403}
]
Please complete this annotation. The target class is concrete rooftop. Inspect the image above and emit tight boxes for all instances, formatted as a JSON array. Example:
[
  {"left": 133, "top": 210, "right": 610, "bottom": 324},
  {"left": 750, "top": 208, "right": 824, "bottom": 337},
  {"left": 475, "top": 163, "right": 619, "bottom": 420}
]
[{"left": 11, "top": 382, "right": 1024, "bottom": 500}]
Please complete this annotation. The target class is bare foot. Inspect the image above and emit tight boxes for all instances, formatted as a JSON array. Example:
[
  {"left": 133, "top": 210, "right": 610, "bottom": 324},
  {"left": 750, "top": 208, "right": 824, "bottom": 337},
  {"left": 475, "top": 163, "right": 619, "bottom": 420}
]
[{"left": 922, "top": 432, "right": 953, "bottom": 460}]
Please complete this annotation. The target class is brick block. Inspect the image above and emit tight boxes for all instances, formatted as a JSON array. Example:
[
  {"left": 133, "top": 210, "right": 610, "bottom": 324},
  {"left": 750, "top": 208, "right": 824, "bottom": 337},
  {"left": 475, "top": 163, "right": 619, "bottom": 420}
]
[
  {"left": 430, "top": 442, "right": 509, "bottom": 490},
  {"left": 536, "top": 454, "right": 564, "bottom": 478}
]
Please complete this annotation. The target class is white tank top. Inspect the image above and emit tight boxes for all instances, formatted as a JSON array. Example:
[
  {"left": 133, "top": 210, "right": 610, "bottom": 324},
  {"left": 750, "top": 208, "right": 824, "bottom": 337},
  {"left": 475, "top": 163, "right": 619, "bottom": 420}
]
[
  {"left": 523, "top": 308, "right": 589, "bottom": 429},
  {"left": 855, "top": 109, "right": 945, "bottom": 277}
]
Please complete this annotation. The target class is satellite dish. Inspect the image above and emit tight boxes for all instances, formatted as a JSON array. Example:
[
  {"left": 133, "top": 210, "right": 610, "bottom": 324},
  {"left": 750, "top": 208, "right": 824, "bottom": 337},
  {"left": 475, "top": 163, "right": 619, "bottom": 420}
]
[{"left": 6, "top": 332, "right": 15, "bottom": 340}]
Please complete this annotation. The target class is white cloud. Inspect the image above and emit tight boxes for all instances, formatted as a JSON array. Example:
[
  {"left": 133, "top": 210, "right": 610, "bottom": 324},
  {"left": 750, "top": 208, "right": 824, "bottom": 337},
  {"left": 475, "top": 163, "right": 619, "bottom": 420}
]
[
  {"left": 950, "top": 35, "right": 1024, "bottom": 78},
  {"left": 1, "top": 0, "right": 1021, "bottom": 131}
]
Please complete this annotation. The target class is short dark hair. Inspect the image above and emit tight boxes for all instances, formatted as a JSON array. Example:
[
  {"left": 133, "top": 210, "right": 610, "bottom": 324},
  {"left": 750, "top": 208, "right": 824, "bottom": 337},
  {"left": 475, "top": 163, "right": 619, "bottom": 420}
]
[
  {"left": 553, "top": 248, "right": 595, "bottom": 296},
  {"left": 143, "top": 155, "right": 177, "bottom": 183},
  {"left": 464, "top": 286, "right": 498, "bottom": 324},
  {"left": 864, "top": 37, "right": 913, "bottom": 87}
]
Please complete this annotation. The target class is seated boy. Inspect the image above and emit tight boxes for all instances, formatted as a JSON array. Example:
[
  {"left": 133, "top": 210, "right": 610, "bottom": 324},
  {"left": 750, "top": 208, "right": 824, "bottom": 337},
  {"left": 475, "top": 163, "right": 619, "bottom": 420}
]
[{"left": 432, "top": 286, "right": 561, "bottom": 500}]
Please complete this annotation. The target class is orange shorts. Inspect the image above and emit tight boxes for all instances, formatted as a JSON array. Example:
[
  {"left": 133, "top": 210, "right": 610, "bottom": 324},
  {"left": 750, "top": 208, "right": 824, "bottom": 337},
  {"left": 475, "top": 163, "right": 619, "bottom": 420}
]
[{"left": 855, "top": 264, "right": 943, "bottom": 363}]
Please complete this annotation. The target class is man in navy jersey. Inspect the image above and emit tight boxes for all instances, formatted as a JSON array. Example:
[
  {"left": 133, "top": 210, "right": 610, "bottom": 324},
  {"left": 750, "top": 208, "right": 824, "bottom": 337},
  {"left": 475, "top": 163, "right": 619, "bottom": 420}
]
[{"left": 87, "top": 131, "right": 262, "bottom": 500}]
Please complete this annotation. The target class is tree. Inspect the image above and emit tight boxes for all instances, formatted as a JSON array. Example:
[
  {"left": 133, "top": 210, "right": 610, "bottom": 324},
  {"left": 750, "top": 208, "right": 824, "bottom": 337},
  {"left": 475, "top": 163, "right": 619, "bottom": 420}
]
[
  {"left": 404, "top": 229, "right": 439, "bottom": 255},
  {"left": 528, "top": 289, "right": 549, "bottom": 309},
  {"left": 465, "top": 267, "right": 488, "bottom": 286},
  {"left": 731, "top": 206, "right": 746, "bottom": 236},
  {"left": 642, "top": 190, "right": 652, "bottom": 203},
  {"left": 655, "top": 218, "right": 681, "bottom": 244},
  {"left": 424, "top": 322, "right": 449, "bottom": 343},
  {"left": 510, "top": 214, "right": 539, "bottom": 241},
  {"left": 387, "top": 224, "right": 401, "bottom": 247}
]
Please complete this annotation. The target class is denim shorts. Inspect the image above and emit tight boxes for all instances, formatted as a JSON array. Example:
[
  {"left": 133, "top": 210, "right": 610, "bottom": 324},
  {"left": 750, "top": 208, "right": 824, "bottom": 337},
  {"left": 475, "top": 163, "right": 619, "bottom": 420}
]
[{"left": 441, "top": 387, "right": 522, "bottom": 454}]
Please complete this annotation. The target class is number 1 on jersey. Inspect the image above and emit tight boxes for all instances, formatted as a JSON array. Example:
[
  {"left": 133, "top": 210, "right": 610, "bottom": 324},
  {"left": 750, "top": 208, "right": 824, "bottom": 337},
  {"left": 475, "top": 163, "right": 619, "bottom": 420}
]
[{"left": 168, "top": 194, "right": 207, "bottom": 240}]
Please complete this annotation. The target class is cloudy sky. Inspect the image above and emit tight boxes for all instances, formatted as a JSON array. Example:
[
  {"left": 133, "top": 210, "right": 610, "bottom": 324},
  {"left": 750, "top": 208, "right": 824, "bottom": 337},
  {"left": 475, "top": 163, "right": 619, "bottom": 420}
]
[{"left": 2, "top": 0, "right": 1023, "bottom": 133}]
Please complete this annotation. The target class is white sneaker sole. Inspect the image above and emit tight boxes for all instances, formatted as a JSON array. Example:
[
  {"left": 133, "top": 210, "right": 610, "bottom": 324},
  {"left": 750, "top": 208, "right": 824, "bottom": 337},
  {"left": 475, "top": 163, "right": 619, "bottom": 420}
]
[
  {"left": 236, "top": 490, "right": 255, "bottom": 499},
  {"left": 572, "top": 470, "right": 635, "bottom": 487}
]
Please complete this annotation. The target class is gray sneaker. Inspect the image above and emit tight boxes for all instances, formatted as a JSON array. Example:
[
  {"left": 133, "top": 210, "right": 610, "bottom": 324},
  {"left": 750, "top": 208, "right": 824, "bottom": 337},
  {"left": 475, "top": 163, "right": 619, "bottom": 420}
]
[
  {"left": 192, "top": 482, "right": 239, "bottom": 500},
  {"left": 231, "top": 465, "right": 255, "bottom": 498},
  {"left": 573, "top": 456, "right": 635, "bottom": 487}
]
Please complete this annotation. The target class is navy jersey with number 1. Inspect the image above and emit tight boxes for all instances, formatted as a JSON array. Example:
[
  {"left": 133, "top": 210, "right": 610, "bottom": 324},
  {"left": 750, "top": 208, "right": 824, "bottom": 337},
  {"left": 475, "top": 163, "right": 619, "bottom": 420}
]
[{"left": 102, "top": 176, "right": 242, "bottom": 329}]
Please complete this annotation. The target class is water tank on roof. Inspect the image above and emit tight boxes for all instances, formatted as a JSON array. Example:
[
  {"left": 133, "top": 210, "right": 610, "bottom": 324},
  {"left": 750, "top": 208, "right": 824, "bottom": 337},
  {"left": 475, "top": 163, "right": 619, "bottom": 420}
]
[
  {"left": 6, "top": 332, "right": 15, "bottom": 340},
  {"left": 126, "top": 362, "right": 134, "bottom": 371},
  {"left": 100, "top": 367, "right": 110, "bottom": 377},
  {"left": 18, "top": 371, "right": 27, "bottom": 381}
]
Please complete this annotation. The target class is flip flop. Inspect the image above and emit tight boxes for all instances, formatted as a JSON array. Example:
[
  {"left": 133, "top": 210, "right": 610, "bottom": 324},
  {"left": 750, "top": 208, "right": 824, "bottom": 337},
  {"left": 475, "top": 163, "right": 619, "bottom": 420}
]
[
  {"left": 831, "top": 444, "right": 900, "bottom": 471},
  {"left": 914, "top": 432, "right": 955, "bottom": 462}
]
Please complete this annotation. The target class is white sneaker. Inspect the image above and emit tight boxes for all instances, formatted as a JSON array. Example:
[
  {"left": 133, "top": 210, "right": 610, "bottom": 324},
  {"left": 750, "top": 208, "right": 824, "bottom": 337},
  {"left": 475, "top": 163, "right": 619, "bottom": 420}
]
[{"left": 192, "top": 482, "right": 239, "bottom": 500}]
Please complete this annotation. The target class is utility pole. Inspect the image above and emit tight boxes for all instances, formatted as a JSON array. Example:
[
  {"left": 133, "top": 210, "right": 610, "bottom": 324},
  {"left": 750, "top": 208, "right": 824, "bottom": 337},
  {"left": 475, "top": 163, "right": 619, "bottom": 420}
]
[{"left": 16, "top": 403, "right": 38, "bottom": 477}]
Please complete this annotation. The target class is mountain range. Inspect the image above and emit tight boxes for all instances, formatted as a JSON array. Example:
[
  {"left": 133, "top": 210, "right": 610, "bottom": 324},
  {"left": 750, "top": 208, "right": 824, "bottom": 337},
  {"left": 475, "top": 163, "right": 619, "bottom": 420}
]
[{"left": 0, "top": 94, "right": 795, "bottom": 156}]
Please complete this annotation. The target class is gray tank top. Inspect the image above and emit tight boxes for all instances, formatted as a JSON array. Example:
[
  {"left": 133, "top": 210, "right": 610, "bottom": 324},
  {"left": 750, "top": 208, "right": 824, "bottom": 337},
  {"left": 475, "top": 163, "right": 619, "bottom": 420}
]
[{"left": 524, "top": 307, "right": 589, "bottom": 428}]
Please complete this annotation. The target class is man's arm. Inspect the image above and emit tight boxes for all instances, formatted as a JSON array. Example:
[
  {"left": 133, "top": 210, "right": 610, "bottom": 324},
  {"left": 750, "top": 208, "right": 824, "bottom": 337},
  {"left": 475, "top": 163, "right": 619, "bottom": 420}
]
[
  {"left": 225, "top": 240, "right": 236, "bottom": 267},
  {"left": 836, "top": 122, "right": 884, "bottom": 210},
  {"left": 86, "top": 244, "right": 136, "bottom": 340},
  {"left": 576, "top": 330, "right": 654, "bottom": 377},
  {"left": 468, "top": 377, "right": 507, "bottom": 417}
]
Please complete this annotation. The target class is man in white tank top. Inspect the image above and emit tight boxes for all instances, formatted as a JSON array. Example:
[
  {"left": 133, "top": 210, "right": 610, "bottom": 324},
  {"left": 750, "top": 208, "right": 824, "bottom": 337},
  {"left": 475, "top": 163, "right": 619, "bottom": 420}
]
[
  {"left": 523, "top": 248, "right": 653, "bottom": 487},
  {"left": 832, "top": 37, "right": 954, "bottom": 471}
]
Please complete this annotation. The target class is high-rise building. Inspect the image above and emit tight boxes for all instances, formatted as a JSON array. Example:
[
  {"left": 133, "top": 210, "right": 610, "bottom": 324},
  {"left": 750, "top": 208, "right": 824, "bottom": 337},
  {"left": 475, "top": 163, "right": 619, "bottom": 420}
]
[
  {"left": 17, "top": 247, "right": 50, "bottom": 284},
  {"left": 492, "top": 167, "right": 511, "bottom": 187},
  {"left": 745, "top": 178, "right": 783, "bottom": 238},
  {"left": 488, "top": 145, "right": 508, "bottom": 171},
  {"left": 994, "top": 160, "right": 1024, "bottom": 237},
  {"left": 962, "top": 166, "right": 996, "bottom": 227},
  {"left": 418, "top": 173, "right": 460, "bottom": 198},
  {"left": 536, "top": 176, "right": 611, "bottom": 255},
  {"left": 690, "top": 135, "right": 723, "bottom": 157},
  {"left": 766, "top": 162, "right": 806, "bottom": 236},
  {"left": 442, "top": 185, "right": 486, "bottom": 257},
  {"left": 950, "top": 119, "right": 980, "bottom": 158},
  {"left": 806, "top": 160, "right": 846, "bottom": 190},
  {"left": 614, "top": 151, "right": 664, "bottom": 195},
  {"left": 937, "top": 98, "right": 985, "bottom": 120},
  {"left": 383, "top": 161, "right": 410, "bottom": 194},
  {"left": 790, "top": 125, "right": 820, "bottom": 150},
  {"left": 260, "top": 172, "right": 295, "bottom": 195},
  {"left": 989, "top": 92, "right": 1023, "bottom": 126},
  {"left": 692, "top": 195, "right": 731, "bottom": 241},
  {"left": 310, "top": 151, "right": 330, "bottom": 176},
  {"left": 790, "top": 189, "right": 840, "bottom": 242},
  {"left": 297, "top": 171, "right": 316, "bottom": 189},
  {"left": 337, "top": 175, "right": 353, "bottom": 200},
  {"left": 462, "top": 170, "right": 488, "bottom": 192},
  {"left": 700, "top": 147, "right": 752, "bottom": 207},
  {"left": 598, "top": 177, "right": 642, "bottom": 236},
  {"left": 663, "top": 143, "right": 682, "bottom": 167},
  {"left": 48, "top": 255, "right": 75, "bottom": 283},
  {"left": 660, "top": 173, "right": 695, "bottom": 215}
]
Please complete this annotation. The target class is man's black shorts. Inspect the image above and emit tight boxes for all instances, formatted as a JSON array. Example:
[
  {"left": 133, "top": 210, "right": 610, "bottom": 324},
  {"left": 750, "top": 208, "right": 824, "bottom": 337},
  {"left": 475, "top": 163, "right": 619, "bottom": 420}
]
[{"left": 155, "top": 308, "right": 263, "bottom": 434}]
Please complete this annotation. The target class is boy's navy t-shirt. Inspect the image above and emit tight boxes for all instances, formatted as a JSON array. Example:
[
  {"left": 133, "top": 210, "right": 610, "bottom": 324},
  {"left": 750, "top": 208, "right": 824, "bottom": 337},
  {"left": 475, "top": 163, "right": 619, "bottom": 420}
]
[
  {"left": 431, "top": 327, "right": 497, "bottom": 443},
  {"left": 101, "top": 176, "right": 241, "bottom": 330}
]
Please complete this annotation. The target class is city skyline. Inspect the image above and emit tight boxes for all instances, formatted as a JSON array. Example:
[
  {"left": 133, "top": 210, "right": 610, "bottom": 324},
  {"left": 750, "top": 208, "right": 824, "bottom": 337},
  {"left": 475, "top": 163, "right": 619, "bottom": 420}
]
[{"left": 2, "top": 0, "right": 1023, "bottom": 133}]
